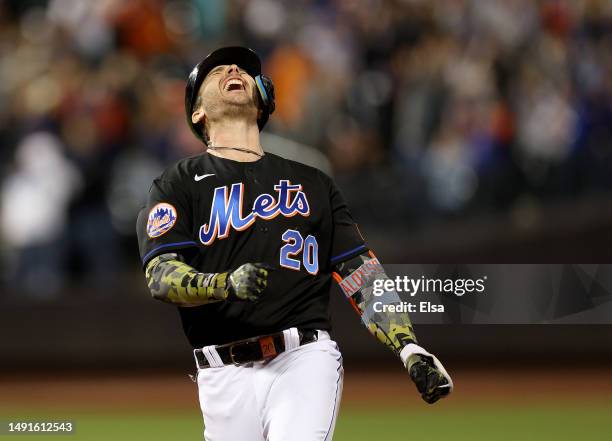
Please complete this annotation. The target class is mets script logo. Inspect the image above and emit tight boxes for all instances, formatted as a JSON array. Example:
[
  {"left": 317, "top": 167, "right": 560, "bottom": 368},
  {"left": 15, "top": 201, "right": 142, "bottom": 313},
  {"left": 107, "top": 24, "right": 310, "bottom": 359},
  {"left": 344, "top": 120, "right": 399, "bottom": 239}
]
[
  {"left": 147, "top": 203, "right": 177, "bottom": 238},
  {"left": 200, "top": 180, "right": 309, "bottom": 245}
]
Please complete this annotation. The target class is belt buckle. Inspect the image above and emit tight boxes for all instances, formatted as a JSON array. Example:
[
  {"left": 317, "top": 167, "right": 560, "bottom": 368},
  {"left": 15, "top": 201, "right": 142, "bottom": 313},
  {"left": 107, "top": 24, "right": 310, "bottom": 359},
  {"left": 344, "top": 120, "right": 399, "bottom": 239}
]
[{"left": 228, "top": 343, "right": 241, "bottom": 366}]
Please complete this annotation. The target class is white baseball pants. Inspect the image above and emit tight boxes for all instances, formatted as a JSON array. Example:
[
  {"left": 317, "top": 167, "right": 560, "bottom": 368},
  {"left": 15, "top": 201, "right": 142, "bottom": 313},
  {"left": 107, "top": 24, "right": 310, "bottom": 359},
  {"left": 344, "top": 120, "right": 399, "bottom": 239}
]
[{"left": 196, "top": 330, "right": 344, "bottom": 441}]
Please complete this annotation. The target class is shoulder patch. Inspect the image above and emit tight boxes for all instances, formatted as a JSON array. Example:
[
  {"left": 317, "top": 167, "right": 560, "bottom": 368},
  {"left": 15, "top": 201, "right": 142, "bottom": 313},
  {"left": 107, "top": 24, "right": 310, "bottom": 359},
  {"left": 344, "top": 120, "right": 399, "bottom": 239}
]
[{"left": 147, "top": 203, "right": 178, "bottom": 238}]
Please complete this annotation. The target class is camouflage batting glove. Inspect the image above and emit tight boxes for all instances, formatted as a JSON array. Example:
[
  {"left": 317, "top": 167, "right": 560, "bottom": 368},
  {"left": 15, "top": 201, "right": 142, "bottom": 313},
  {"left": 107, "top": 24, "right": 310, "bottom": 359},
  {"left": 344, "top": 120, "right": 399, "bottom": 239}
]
[
  {"left": 401, "top": 344, "right": 453, "bottom": 404},
  {"left": 225, "top": 263, "right": 271, "bottom": 302}
]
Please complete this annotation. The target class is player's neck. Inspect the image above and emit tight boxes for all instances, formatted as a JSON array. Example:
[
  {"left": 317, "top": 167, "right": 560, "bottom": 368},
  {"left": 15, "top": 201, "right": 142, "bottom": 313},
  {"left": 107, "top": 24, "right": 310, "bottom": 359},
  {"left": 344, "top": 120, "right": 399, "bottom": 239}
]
[{"left": 207, "top": 120, "right": 263, "bottom": 162}]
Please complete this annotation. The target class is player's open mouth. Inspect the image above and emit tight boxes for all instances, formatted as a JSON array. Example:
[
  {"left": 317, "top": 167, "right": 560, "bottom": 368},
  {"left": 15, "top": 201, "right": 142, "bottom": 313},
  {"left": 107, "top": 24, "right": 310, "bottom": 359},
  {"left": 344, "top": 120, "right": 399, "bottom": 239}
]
[{"left": 223, "top": 77, "right": 246, "bottom": 92}]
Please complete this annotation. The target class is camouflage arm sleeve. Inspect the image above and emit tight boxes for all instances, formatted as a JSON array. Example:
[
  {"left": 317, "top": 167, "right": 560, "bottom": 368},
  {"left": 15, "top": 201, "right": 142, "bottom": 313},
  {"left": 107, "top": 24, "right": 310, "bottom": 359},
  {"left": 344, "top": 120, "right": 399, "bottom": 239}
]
[
  {"left": 333, "top": 252, "right": 418, "bottom": 357},
  {"left": 145, "top": 253, "right": 228, "bottom": 306}
]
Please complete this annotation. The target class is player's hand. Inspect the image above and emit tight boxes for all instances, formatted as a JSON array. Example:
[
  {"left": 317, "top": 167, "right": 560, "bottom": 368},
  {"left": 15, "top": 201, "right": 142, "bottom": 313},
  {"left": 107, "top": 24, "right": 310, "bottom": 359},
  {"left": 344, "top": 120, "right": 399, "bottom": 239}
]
[
  {"left": 226, "top": 263, "right": 272, "bottom": 302},
  {"left": 402, "top": 344, "right": 453, "bottom": 404},
  {"left": 407, "top": 354, "right": 452, "bottom": 404}
]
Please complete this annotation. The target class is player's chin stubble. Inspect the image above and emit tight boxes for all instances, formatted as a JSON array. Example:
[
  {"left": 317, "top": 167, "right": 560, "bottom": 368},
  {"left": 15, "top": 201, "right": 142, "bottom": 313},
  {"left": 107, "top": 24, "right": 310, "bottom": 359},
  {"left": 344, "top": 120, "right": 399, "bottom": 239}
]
[{"left": 204, "top": 86, "right": 258, "bottom": 125}]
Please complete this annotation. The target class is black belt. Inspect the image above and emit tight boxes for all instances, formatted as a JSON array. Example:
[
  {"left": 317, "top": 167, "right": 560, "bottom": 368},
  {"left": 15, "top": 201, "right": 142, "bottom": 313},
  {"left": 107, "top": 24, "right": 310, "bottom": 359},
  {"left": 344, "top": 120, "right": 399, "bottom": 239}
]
[{"left": 194, "top": 329, "right": 318, "bottom": 369}]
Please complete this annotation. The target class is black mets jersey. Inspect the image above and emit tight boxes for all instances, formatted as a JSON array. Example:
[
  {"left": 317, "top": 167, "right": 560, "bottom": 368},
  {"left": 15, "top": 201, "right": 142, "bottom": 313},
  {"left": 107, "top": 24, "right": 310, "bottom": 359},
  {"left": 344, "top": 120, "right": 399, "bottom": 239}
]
[{"left": 136, "top": 152, "right": 367, "bottom": 348}]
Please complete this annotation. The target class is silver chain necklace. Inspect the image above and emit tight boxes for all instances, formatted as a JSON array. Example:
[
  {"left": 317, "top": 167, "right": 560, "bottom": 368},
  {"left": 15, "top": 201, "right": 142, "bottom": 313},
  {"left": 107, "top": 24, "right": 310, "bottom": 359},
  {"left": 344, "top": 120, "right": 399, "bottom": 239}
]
[{"left": 207, "top": 146, "right": 264, "bottom": 158}]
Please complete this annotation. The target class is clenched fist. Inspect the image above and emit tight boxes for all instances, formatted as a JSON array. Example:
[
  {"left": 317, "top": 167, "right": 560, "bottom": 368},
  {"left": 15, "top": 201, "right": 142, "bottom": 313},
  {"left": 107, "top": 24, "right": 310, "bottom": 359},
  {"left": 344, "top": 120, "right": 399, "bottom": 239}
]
[
  {"left": 402, "top": 344, "right": 453, "bottom": 404},
  {"left": 226, "top": 263, "right": 272, "bottom": 302}
]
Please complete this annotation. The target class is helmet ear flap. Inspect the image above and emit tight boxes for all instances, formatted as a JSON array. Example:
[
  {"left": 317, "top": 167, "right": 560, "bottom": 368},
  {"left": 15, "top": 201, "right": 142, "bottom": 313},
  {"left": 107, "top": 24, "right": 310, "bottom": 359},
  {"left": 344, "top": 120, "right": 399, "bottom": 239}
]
[
  {"left": 254, "top": 74, "right": 275, "bottom": 132},
  {"left": 255, "top": 74, "right": 275, "bottom": 115}
]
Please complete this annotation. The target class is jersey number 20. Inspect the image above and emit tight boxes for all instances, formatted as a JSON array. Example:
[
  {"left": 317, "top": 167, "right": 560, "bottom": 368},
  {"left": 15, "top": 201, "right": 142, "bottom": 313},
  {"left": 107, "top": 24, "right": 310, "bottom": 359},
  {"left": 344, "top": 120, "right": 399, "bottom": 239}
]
[{"left": 280, "top": 229, "right": 319, "bottom": 275}]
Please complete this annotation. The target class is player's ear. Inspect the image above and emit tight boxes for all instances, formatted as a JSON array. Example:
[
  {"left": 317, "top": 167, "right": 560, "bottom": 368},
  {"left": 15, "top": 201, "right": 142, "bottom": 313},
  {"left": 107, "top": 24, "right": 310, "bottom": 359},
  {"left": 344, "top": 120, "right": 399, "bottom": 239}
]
[{"left": 192, "top": 108, "right": 205, "bottom": 125}]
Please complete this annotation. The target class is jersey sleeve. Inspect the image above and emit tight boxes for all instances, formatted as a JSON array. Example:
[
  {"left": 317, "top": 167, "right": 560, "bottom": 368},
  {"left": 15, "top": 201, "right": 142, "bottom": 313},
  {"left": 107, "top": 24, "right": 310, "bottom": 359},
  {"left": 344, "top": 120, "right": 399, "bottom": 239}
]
[
  {"left": 136, "top": 178, "right": 198, "bottom": 268},
  {"left": 327, "top": 177, "right": 368, "bottom": 267}
]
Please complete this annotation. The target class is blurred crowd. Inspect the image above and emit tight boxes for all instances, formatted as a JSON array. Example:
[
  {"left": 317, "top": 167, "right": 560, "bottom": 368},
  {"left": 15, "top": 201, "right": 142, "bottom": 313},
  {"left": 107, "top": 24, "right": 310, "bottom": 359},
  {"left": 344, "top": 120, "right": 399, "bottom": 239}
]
[{"left": 1, "top": 0, "right": 612, "bottom": 298}]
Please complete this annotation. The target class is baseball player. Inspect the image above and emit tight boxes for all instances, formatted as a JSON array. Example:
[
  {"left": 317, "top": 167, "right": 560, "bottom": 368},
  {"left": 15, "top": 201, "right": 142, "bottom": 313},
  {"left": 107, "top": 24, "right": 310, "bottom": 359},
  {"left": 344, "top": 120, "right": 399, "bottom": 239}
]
[{"left": 136, "top": 46, "right": 452, "bottom": 441}]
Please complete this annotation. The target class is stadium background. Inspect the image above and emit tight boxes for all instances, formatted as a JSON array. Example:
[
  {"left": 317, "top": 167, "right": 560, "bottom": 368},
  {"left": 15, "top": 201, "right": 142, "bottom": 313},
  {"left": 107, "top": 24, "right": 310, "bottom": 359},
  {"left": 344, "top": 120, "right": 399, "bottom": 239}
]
[{"left": 0, "top": 0, "right": 611, "bottom": 440}]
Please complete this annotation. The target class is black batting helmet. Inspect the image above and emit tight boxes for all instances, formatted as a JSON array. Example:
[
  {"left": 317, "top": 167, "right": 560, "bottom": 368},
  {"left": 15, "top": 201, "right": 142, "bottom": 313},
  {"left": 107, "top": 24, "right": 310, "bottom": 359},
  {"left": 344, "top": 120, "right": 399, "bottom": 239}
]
[{"left": 185, "top": 46, "right": 276, "bottom": 143}]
